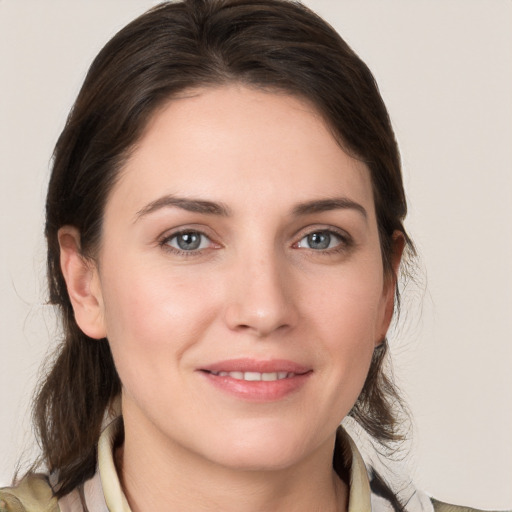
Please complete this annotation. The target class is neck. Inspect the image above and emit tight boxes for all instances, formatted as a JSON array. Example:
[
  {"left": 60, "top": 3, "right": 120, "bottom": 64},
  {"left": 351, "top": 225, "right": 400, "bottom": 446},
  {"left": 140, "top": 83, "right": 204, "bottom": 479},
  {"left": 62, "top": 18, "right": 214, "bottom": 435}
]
[{"left": 117, "top": 408, "right": 348, "bottom": 512}]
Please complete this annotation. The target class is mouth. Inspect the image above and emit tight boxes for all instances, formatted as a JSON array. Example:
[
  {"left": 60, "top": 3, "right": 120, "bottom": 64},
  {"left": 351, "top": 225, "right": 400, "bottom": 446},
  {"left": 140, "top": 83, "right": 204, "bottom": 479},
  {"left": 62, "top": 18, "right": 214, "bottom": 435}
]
[
  {"left": 198, "top": 359, "right": 312, "bottom": 402},
  {"left": 204, "top": 370, "right": 299, "bottom": 381}
]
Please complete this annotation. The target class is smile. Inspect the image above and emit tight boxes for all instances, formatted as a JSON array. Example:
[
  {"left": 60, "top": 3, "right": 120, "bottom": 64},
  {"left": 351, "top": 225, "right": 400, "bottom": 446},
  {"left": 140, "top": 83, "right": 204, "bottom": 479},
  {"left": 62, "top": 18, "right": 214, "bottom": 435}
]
[
  {"left": 199, "top": 359, "right": 312, "bottom": 402},
  {"left": 206, "top": 371, "right": 296, "bottom": 381}
]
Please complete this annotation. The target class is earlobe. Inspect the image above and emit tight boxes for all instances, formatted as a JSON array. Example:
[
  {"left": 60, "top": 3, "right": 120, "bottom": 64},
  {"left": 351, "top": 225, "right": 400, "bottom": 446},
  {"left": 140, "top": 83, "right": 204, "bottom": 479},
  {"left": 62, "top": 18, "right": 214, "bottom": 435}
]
[
  {"left": 376, "top": 231, "right": 405, "bottom": 346},
  {"left": 58, "top": 226, "right": 107, "bottom": 340}
]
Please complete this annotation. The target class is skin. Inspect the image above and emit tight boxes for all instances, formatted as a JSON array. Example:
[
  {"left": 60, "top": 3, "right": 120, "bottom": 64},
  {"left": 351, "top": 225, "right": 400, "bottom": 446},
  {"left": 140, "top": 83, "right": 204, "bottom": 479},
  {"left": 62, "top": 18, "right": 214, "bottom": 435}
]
[{"left": 59, "top": 85, "right": 401, "bottom": 512}]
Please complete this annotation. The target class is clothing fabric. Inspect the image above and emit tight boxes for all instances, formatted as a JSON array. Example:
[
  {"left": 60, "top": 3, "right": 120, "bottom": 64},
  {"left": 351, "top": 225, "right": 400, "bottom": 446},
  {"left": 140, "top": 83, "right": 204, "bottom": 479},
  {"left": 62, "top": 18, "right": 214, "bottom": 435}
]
[{"left": 0, "top": 418, "right": 505, "bottom": 512}]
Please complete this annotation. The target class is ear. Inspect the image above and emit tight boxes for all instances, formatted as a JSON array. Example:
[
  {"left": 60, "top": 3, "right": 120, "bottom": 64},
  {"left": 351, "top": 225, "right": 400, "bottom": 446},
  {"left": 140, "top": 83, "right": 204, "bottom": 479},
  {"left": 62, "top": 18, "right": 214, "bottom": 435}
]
[
  {"left": 376, "top": 231, "right": 405, "bottom": 345},
  {"left": 58, "top": 226, "right": 107, "bottom": 339}
]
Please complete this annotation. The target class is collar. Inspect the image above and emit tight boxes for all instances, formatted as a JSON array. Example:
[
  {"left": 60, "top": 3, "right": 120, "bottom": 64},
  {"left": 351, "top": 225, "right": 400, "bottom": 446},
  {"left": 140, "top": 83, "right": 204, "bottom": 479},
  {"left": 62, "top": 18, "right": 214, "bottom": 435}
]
[{"left": 82, "top": 417, "right": 373, "bottom": 512}]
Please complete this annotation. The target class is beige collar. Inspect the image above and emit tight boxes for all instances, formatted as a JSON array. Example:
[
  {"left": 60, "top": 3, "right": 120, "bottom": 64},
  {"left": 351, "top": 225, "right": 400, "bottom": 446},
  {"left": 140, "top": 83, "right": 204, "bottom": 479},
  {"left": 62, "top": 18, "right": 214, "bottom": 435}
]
[{"left": 93, "top": 417, "right": 372, "bottom": 512}]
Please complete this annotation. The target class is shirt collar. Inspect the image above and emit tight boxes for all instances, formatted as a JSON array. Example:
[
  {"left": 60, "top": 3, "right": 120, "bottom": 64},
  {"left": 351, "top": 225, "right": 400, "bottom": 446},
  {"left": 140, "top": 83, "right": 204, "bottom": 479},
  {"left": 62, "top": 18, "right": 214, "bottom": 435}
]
[{"left": 92, "top": 417, "right": 372, "bottom": 512}]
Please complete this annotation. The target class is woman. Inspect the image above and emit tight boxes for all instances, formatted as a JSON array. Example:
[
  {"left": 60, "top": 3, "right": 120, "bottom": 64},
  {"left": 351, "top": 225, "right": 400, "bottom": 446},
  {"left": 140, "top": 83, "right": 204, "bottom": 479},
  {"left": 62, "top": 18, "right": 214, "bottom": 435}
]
[{"left": 0, "top": 1, "right": 507, "bottom": 511}]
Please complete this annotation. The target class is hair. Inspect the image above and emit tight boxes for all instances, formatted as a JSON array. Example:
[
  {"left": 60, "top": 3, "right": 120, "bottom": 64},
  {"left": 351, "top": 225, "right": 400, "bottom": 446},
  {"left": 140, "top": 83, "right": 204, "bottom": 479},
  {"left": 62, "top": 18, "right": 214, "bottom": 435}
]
[{"left": 35, "top": 0, "right": 414, "bottom": 498}]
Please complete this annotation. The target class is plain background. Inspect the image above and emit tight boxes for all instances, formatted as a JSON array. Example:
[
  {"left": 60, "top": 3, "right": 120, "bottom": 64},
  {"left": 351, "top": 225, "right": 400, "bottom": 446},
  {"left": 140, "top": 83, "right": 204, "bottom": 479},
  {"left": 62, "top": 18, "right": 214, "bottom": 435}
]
[{"left": 1, "top": 0, "right": 511, "bottom": 509}]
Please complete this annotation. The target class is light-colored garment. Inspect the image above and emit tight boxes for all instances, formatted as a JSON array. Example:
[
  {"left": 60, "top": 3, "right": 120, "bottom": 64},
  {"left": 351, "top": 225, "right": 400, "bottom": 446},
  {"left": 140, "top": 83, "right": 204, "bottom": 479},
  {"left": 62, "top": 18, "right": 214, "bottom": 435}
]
[
  {"left": 0, "top": 418, "right": 505, "bottom": 512},
  {"left": 61, "top": 417, "right": 426, "bottom": 512}
]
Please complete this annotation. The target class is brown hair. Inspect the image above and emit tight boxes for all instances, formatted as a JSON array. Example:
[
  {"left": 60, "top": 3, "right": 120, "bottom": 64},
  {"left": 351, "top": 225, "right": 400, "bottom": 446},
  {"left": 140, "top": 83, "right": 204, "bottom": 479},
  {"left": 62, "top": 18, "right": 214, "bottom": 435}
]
[{"left": 36, "top": 0, "right": 413, "bottom": 497}]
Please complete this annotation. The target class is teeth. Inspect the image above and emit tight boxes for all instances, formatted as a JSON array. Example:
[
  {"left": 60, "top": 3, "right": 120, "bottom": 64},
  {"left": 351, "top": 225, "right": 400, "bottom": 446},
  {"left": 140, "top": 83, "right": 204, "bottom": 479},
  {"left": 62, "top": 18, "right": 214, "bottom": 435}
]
[{"left": 210, "top": 371, "right": 294, "bottom": 381}]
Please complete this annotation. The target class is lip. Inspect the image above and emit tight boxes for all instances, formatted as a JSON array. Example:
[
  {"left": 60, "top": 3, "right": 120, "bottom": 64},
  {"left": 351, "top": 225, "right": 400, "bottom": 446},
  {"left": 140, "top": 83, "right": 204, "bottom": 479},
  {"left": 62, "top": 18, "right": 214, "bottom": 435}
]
[
  {"left": 198, "top": 358, "right": 312, "bottom": 402},
  {"left": 201, "top": 358, "right": 310, "bottom": 374}
]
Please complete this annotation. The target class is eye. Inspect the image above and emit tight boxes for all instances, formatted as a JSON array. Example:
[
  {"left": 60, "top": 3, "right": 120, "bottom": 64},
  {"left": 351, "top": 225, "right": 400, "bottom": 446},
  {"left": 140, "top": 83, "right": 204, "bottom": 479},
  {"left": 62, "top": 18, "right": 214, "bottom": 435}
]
[
  {"left": 296, "top": 230, "right": 344, "bottom": 251},
  {"left": 164, "top": 231, "right": 212, "bottom": 252}
]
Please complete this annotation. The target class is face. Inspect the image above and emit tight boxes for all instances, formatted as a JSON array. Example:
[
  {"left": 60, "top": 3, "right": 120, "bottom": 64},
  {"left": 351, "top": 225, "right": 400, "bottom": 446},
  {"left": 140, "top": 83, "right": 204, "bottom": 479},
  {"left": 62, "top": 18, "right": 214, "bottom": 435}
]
[{"left": 67, "top": 85, "right": 397, "bottom": 472}]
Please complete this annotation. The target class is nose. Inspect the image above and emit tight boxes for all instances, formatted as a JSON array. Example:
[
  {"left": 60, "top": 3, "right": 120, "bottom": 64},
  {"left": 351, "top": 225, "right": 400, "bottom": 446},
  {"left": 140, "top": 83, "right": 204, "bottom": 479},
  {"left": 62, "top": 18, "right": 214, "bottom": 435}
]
[{"left": 223, "top": 252, "right": 298, "bottom": 337}]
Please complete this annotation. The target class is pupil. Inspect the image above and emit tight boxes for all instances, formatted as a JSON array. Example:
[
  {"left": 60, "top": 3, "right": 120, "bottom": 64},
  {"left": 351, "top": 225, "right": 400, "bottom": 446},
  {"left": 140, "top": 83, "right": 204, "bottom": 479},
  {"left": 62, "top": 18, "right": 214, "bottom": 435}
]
[
  {"left": 178, "top": 232, "right": 201, "bottom": 250},
  {"left": 308, "top": 232, "right": 330, "bottom": 249}
]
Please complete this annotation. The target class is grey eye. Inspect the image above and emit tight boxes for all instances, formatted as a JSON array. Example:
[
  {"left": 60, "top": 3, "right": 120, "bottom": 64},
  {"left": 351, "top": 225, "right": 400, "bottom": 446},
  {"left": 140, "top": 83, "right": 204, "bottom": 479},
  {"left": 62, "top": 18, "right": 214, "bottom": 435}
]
[
  {"left": 297, "top": 231, "right": 342, "bottom": 250},
  {"left": 307, "top": 232, "right": 330, "bottom": 249},
  {"left": 167, "top": 232, "right": 209, "bottom": 251}
]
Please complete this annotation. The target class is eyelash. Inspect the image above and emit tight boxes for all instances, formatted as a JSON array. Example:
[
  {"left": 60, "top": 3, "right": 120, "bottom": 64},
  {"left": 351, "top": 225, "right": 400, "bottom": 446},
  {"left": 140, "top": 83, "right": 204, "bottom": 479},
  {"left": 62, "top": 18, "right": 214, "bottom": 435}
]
[
  {"left": 159, "top": 230, "right": 218, "bottom": 257},
  {"left": 293, "top": 228, "right": 353, "bottom": 255},
  {"left": 159, "top": 227, "right": 353, "bottom": 257}
]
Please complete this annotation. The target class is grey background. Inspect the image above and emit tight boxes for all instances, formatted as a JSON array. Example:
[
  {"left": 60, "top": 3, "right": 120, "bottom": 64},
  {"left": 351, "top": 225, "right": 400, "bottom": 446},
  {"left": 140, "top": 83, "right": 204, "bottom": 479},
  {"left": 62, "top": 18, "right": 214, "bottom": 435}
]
[{"left": 1, "top": 1, "right": 511, "bottom": 508}]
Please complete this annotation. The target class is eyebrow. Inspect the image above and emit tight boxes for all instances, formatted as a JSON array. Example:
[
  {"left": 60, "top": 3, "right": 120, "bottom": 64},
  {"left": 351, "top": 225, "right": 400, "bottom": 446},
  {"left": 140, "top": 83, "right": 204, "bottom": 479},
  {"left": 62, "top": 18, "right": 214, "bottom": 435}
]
[
  {"left": 292, "top": 197, "right": 367, "bottom": 220},
  {"left": 135, "top": 195, "right": 367, "bottom": 221},
  {"left": 135, "top": 195, "right": 231, "bottom": 220}
]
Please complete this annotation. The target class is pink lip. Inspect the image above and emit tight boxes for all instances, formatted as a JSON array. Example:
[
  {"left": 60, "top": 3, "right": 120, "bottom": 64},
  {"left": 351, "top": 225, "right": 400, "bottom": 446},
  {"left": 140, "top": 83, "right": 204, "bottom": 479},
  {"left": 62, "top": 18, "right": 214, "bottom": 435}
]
[
  {"left": 201, "top": 358, "right": 310, "bottom": 374},
  {"left": 198, "top": 358, "right": 312, "bottom": 402}
]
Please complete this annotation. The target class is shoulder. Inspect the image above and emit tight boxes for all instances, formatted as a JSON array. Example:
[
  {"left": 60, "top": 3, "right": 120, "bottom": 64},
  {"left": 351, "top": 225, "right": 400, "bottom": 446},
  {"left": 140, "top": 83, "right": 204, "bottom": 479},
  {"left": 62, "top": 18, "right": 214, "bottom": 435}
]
[
  {"left": 0, "top": 474, "right": 59, "bottom": 512},
  {"left": 431, "top": 497, "right": 511, "bottom": 512}
]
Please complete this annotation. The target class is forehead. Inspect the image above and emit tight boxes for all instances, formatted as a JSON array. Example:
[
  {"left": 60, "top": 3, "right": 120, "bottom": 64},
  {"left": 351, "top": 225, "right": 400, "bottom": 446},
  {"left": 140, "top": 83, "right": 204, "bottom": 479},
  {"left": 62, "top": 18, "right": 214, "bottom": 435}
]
[{"left": 108, "top": 85, "right": 375, "bottom": 219}]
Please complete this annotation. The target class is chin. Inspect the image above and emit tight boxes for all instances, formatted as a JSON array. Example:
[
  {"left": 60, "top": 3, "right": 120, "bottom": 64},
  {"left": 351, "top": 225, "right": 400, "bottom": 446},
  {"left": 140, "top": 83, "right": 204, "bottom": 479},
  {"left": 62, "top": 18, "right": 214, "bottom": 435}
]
[
  {"left": 208, "top": 444, "right": 303, "bottom": 472},
  {"left": 196, "top": 418, "right": 324, "bottom": 471}
]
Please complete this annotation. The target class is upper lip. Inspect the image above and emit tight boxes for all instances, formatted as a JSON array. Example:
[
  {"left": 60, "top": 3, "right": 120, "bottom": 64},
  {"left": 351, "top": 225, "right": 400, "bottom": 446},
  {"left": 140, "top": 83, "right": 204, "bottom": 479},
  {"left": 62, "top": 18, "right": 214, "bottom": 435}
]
[{"left": 199, "top": 358, "right": 311, "bottom": 375}]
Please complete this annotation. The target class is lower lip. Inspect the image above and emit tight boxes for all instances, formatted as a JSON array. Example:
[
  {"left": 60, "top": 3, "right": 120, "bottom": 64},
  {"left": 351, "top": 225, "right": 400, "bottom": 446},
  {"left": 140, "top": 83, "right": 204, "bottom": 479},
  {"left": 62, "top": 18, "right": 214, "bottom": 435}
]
[{"left": 199, "top": 371, "right": 312, "bottom": 402}]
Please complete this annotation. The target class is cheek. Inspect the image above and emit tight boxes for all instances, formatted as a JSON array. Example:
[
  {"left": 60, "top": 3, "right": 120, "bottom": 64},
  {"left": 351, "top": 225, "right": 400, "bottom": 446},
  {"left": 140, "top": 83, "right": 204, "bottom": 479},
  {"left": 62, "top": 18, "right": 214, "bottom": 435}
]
[
  {"left": 306, "top": 263, "right": 385, "bottom": 343},
  {"left": 321, "top": 293, "right": 379, "bottom": 381},
  {"left": 303, "top": 263, "right": 384, "bottom": 394},
  {"left": 99, "top": 258, "right": 220, "bottom": 380}
]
